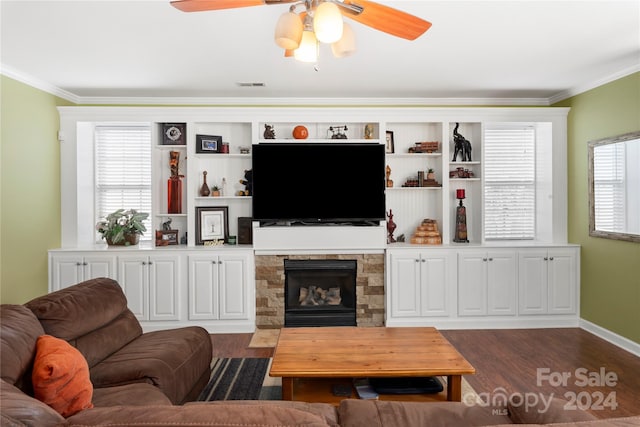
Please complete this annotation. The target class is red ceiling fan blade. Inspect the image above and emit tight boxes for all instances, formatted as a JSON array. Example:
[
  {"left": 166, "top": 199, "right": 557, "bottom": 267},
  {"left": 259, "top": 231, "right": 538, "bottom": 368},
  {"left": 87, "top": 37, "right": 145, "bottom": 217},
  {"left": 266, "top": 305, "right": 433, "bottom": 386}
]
[
  {"left": 171, "top": 0, "right": 296, "bottom": 13},
  {"left": 341, "top": 0, "right": 432, "bottom": 40}
]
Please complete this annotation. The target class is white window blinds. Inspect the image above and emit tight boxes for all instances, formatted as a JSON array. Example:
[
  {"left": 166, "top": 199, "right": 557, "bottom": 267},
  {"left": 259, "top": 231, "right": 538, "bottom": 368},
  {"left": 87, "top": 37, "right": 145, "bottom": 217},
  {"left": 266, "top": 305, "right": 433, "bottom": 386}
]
[
  {"left": 593, "top": 143, "right": 626, "bottom": 232},
  {"left": 95, "top": 125, "right": 152, "bottom": 241},
  {"left": 484, "top": 126, "right": 536, "bottom": 240}
]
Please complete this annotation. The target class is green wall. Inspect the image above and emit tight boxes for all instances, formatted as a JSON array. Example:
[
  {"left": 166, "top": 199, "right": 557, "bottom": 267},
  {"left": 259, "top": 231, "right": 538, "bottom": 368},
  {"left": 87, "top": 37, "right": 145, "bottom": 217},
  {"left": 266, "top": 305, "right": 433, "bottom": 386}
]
[
  {"left": 555, "top": 72, "right": 640, "bottom": 344},
  {"left": 1, "top": 73, "right": 638, "bottom": 345},
  {"left": 0, "top": 76, "right": 72, "bottom": 304}
]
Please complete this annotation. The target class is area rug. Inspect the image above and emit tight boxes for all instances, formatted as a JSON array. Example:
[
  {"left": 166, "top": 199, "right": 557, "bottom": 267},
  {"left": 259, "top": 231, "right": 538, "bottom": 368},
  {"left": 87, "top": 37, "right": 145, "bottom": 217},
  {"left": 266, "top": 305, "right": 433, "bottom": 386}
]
[
  {"left": 198, "top": 357, "right": 280, "bottom": 401},
  {"left": 248, "top": 328, "right": 280, "bottom": 348},
  {"left": 197, "top": 357, "right": 478, "bottom": 403}
]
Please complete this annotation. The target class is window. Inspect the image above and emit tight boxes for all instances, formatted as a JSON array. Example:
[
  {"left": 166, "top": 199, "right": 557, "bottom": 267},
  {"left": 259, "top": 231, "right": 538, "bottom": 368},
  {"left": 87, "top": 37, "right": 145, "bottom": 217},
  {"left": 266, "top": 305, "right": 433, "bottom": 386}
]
[
  {"left": 593, "top": 142, "right": 626, "bottom": 232},
  {"left": 484, "top": 126, "right": 536, "bottom": 240},
  {"left": 95, "top": 125, "right": 152, "bottom": 241}
]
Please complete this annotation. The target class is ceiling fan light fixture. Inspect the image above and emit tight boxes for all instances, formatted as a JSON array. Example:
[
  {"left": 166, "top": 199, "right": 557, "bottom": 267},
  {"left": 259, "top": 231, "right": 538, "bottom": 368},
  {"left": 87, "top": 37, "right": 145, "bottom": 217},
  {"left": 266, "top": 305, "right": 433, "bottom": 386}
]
[
  {"left": 331, "top": 22, "right": 356, "bottom": 58},
  {"left": 313, "top": 1, "right": 343, "bottom": 44},
  {"left": 274, "top": 11, "right": 303, "bottom": 50},
  {"left": 294, "top": 29, "right": 318, "bottom": 63}
]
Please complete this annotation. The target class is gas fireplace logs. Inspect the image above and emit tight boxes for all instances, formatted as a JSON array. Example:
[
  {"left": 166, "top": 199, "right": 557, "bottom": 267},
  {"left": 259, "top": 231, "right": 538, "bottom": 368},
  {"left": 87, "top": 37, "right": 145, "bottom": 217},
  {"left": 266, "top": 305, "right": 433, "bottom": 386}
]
[{"left": 299, "top": 286, "right": 342, "bottom": 306}]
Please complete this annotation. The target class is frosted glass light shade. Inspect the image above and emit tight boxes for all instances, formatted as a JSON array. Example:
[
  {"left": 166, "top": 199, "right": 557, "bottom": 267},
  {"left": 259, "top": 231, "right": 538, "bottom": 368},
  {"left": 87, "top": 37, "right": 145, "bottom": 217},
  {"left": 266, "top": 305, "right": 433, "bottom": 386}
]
[
  {"left": 331, "top": 23, "right": 356, "bottom": 58},
  {"left": 313, "top": 2, "right": 343, "bottom": 43},
  {"left": 274, "top": 11, "right": 303, "bottom": 50},
  {"left": 294, "top": 30, "right": 318, "bottom": 62}
]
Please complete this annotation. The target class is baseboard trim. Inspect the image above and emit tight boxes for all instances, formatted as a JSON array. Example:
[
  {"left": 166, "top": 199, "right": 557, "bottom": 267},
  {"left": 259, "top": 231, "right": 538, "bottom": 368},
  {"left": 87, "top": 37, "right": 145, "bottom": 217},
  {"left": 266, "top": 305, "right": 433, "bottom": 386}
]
[{"left": 579, "top": 319, "right": 640, "bottom": 357}]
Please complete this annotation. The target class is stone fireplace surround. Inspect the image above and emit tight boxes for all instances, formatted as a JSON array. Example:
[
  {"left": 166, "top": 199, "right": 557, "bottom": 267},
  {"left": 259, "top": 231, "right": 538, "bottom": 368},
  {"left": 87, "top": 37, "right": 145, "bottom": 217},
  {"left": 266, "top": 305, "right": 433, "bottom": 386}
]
[{"left": 255, "top": 253, "right": 385, "bottom": 328}]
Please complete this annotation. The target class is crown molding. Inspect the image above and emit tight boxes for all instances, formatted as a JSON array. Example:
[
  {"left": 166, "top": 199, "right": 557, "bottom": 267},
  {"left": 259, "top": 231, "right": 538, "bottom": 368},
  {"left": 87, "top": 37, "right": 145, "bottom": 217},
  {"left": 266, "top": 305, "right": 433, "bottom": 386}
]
[
  {"left": 1, "top": 64, "right": 79, "bottom": 103},
  {"left": 3, "top": 63, "right": 636, "bottom": 107},
  {"left": 548, "top": 64, "right": 640, "bottom": 105},
  {"left": 71, "top": 96, "right": 549, "bottom": 106}
]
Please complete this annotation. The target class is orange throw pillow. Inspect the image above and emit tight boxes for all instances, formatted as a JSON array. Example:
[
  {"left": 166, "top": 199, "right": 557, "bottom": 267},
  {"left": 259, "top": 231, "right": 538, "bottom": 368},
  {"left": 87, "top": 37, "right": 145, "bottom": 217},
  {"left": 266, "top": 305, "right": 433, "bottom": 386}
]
[{"left": 32, "top": 335, "right": 94, "bottom": 417}]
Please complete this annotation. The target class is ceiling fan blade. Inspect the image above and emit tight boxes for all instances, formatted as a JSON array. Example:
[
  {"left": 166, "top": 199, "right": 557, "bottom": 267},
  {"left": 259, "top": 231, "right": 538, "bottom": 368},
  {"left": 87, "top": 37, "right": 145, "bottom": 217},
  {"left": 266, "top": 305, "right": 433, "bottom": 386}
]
[
  {"left": 340, "top": 0, "right": 432, "bottom": 40},
  {"left": 171, "top": 0, "right": 296, "bottom": 13}
]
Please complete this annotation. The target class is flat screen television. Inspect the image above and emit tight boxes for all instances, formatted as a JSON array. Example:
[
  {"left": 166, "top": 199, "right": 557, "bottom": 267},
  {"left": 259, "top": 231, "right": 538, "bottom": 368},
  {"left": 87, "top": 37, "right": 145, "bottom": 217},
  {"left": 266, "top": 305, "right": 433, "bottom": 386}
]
[{"left": 252, "top": 143, "right": 386, "bottom": 225}]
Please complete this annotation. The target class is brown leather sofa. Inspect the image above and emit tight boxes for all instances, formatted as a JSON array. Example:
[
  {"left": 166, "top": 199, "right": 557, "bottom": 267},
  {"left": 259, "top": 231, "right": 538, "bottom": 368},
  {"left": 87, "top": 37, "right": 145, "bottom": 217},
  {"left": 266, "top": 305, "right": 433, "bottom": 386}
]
[{"left": 2, "top": 278, "right": 639, "bottom": 427}]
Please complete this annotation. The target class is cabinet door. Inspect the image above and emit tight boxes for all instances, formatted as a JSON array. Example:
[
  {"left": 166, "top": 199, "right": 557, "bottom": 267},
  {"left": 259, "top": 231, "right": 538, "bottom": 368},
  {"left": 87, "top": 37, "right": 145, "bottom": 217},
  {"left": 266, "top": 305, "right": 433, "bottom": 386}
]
[
  {"left": 487, "top": 251, "right": 517, "bottom": 315},
  {"left": 518, "top": 250, "right": 548, "bottom": 315},
  {"left": 420, "top": 252, "right": 452, "bottom": 317},
  {"left": 118, "top": 255, "right": 149, "bottom": 321},
  {"left": 49, "top": 254, "right": 116, "bottom": 291},
  {"left": 148, "top": 255, "right": 181, "bottom": 321},
  {"left": 83, "top": 255, "right": 116, "bottom": 282},
  {"left": 50, "top": 255, "right": 84, "bottom": 291},
  {"left": 388, "top": 252, "right": 422, "bottom": 318},
  {"left": 458, "top": 251, "right": 488, "bottom": 316},
  {"left": 219, "top": 254, "right": 249, "bottom": 320},
  {"left": 188, "top": 255, "right": 219, "bottom": 320},
  {"left": 547, "top": 248, "right": 577, "bottom": 314}
]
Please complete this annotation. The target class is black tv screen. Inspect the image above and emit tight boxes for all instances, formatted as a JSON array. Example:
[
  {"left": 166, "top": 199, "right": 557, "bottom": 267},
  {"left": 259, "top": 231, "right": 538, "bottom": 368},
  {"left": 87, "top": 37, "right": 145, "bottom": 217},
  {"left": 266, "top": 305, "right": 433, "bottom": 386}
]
[{"left": 252, "top": 143, "right": 386, "bottom": 224}]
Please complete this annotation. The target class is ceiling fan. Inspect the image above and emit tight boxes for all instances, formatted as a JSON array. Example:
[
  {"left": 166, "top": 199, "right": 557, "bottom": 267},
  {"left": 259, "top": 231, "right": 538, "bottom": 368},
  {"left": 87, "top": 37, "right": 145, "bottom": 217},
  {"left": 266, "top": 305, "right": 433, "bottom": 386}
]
[{"left": 170, "top": 0, "right": 432, "bottom": 62}]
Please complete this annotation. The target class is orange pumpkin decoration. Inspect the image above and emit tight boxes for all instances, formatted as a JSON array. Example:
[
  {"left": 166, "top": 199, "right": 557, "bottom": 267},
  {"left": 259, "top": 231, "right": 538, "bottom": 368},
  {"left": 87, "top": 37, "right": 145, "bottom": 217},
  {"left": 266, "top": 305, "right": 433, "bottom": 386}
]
[{"left": 292, "top": 125, "right": 309, "bottom": 139}]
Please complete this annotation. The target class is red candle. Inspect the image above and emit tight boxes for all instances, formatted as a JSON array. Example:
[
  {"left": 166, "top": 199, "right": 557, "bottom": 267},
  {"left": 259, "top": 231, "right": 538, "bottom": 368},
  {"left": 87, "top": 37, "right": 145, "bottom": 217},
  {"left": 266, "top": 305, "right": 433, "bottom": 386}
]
[{"left": 456, "top": 189, "right": 465, "bottom": 199}]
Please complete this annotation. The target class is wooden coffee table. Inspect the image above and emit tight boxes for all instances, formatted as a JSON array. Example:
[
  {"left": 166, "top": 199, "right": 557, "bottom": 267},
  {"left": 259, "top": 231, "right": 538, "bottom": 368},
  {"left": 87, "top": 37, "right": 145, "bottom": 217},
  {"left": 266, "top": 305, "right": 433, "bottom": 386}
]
[{"left": 269, "top": 326, "right": 475, "bottom": 404}]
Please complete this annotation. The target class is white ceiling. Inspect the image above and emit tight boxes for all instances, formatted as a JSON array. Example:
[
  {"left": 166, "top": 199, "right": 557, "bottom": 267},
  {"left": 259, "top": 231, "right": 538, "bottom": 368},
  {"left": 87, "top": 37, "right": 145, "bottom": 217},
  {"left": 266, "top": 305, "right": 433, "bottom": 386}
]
[{"left": 1, "top": 0, "right": 639, "bottom": 104}]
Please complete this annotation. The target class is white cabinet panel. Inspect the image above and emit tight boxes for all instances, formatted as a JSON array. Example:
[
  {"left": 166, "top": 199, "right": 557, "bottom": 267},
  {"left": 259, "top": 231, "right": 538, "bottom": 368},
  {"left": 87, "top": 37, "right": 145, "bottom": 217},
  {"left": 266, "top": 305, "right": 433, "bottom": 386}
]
[
  {"left": 188, "top": 252, "right": 250, "bottom": 321},
  {"left": 50, "top": 254, "right": 116, "bottom": 291}
]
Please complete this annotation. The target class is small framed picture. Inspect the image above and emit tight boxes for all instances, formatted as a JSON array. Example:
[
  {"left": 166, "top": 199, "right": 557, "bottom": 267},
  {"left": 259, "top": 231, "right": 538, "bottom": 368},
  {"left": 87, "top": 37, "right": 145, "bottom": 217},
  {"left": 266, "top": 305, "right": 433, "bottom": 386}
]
[
  {"left": 162, "top": 123, "right": 186, "bottom": 145},
  {"left": 157, "top": 230, "right": 179, "bottom": 245},
  {"left": 196, "top": 134, "right": 223, "bottom": 153},
  {"left": 196, "top": 206, "right": 229, "bottom": 245},
  {"left": 385, "top": 131, "right": 395, "bottom": 154}
]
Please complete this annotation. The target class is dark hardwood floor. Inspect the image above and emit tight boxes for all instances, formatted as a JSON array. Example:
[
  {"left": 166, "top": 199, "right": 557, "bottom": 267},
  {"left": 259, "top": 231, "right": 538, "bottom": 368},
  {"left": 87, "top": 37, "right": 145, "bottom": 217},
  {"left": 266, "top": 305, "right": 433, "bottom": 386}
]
[{"left": 209, "top": 328, "right": 640, "bottom": 419}]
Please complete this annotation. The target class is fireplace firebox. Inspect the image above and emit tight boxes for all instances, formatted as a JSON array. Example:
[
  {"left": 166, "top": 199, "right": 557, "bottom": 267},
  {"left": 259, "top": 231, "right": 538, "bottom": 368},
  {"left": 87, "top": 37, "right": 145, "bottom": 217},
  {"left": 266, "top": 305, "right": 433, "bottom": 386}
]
[{"left": 284, "top": 259, "right": 357, "bottom": 327}]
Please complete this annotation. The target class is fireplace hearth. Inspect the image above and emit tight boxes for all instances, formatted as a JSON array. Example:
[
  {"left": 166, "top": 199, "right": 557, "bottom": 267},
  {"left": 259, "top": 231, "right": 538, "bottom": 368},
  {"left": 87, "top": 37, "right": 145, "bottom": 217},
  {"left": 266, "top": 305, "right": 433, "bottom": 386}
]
[{"left": 284, "top": 259, "right": 357, "bottom": 327}]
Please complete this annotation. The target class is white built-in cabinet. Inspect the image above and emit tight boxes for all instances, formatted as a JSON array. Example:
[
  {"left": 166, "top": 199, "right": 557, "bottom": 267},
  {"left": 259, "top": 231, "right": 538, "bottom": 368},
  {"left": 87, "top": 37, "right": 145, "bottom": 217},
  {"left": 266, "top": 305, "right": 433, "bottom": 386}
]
[
  {"left": 457, "top": 250, "right": 517, "bottom": 316},
  {"left": 54, "top": 105, "right": 576, "bottom": 332},
  {"left": 50, "top": 254, "right": 116, "bottom": 290},
  {"left": 386, "top": 245, "right": 579, "bottom": 328},
  {"left": 188, "top": 252, "right": 250, "bottom": 321},
  {"left": 48, "top": 247, "right": 255, "bottom": 333},
  {"left": 518, "top": 248, "right": 578, "bottom": 315},
  {"left": 117, "top": 253, "right": 181, "bottom": 321},
  {"left": 387, "top": 249, "right": 456, "bottom": 319}
]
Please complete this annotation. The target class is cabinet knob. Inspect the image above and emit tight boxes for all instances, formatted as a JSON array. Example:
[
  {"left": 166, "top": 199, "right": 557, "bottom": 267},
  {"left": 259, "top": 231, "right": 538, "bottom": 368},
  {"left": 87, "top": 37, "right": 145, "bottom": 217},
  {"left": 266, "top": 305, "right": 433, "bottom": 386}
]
[
  {"left": 76, "top": 262, "right": 82, "bottom": 266},
  {"left": 218, "top": 260, "right": 223, "bottom": 264},
  {"left": 488, "top": 258, "right": 493, "bottom": 261},
  {"left": 148, "top": 261, "right": 153, "bottom": 265},
  {"left": 544, "top": 257, "right": 548, "bottom": 261},
  {"left": 483, "top": 258, "right": 487, "bottom": 262},
  {"left": 142, "top": 261, "right": 147, "bottom": 265},
  {"left": 83, "top": 262, "right": 88, "bottom": 266},
  {"left": 549, "top": 257, "right": 554, "bottom": 261}
]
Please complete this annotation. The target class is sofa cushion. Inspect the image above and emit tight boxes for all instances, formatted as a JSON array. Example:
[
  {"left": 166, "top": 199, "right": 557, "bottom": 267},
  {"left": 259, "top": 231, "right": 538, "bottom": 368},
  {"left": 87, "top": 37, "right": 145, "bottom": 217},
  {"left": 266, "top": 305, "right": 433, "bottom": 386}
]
[
  {"left": 65, "top": 403, "right": 334, "bottom": 427},
  {"left": 508, "top": 396, "right": 598, "bottom": 424},
  {"left": 32, "top": 335, "right": 94, "bottom": 417},
  {"left": 184, "top": 401, "right": 340, "bottom": 427},
  {"left": 89, "top": 326, "right": 212, "bottom": 404},
  {"left": 0, "top": 378, "right": 66, "bottom": 427},
  {"left": 338, "top": 399, "right": 512, "bottom": 427},
  {"left": 0, "top": 305, "right": 44, "bottom": 391},
  {"left": 92, "top": 383, "right": 172, "bottom": 407}
]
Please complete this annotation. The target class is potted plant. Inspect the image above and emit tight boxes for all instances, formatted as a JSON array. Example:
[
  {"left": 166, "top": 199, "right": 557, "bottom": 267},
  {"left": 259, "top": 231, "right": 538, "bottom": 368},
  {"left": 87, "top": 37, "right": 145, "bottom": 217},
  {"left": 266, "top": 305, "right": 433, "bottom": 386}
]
[
  {"left": 96, "top": 209, "right": 149, "bottom": 246},
  {"left": 427, "top": 168, "right": 436, "bottom": 180},
  {"left": 211, "top": 185, "right": 221, "bottom": 197}
]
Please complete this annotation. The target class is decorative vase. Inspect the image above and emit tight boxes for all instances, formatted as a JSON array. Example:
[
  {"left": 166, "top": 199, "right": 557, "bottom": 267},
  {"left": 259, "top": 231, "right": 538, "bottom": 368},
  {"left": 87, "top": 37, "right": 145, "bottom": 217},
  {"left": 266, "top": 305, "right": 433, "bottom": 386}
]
[
  {"left": 168, "top": 151, "right": 183, "bottom": 213},
  {"left": 200, "top": 171, "right": 210, "bottom": 197},
  {"left": 168, "top": 176, "right": 183, "bottom": 213}
]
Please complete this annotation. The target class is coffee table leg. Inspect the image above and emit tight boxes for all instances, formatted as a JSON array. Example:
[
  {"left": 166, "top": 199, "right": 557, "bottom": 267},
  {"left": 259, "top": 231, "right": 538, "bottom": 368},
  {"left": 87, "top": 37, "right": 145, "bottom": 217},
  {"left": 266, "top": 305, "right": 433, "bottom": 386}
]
[
  {"left": 281, "top": 377, "right": 294, "bottom": 400},
  {"left": 447, "top": 375, "right": 462, "bottom": 401}
]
